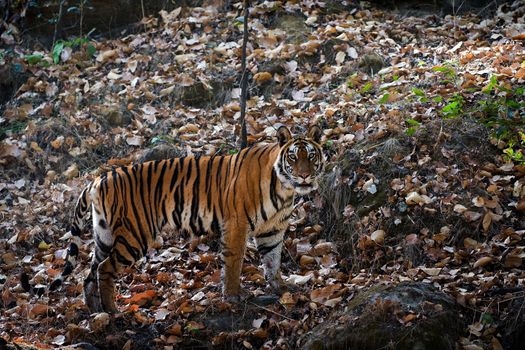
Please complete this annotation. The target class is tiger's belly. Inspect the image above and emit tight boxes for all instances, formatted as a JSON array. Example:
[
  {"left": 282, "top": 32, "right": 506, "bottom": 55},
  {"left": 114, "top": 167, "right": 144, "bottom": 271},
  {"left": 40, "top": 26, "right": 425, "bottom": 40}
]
[{"left": 251, "top": 205, "right": 295, "bottom": 237}]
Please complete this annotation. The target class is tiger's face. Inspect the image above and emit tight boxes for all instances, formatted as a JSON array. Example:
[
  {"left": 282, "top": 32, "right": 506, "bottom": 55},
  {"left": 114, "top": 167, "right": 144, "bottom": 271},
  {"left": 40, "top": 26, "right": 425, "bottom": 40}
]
[{"left": 274, "top": 125, "right": 324, "bottom": 195}]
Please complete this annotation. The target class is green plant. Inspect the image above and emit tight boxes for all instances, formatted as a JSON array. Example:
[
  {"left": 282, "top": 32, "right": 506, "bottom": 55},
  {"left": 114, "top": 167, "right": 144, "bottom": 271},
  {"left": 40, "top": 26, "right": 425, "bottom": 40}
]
[
  {"left": 360, "top": 82, "right": 373, "bottom": 94},
  {"left": 411, "top": 87, "right": 429, "bottom": 103},
  {"left": 0, "top": 121, "right": 27, "bottom": 140},
  {"left": 24, "top": 53, "right": 49, "bottom": 66},
  {"left": 440, "top": 93, "right": 464, "bottom": 118},
  {"left": 475, "top": 80, "right": 525, "bottom": 164},
  {"left": 52, "top": 29, "right": 96, "bottom": 64},
  {"left": 378, "top": 93, "right": 390, "bottom": 104},
  {"left": 432, "top": 64, "right": 456, "bottom": 80},
  {"left": 405, "top": 119, "right": 421, "bottom": 136}
]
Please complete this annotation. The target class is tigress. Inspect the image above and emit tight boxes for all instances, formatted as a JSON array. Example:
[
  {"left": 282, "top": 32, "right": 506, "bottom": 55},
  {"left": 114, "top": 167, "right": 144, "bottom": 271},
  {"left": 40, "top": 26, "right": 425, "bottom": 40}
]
[{"left": 47, "top": 125, "right": 324, "bottom": 313}]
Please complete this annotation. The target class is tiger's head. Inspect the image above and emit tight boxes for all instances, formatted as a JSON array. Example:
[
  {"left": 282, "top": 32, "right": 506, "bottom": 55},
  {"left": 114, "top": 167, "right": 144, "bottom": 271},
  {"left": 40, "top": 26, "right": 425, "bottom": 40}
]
[{"left": 274, "top": 125, "right": 325, "bottom": 195}]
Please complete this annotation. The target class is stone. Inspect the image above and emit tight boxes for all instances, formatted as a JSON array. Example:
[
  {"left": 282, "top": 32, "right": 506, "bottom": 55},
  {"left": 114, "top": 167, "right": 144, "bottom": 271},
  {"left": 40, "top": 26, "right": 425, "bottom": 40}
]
[{"left": 300, "top": 282, "right": 465, "bottom": 350}]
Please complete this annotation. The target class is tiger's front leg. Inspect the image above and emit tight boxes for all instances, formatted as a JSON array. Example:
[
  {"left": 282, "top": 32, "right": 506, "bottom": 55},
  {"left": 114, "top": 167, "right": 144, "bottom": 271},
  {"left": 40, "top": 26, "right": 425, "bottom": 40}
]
[
  {"left": 255, "top": 229, "right": 288, "bottom": 293},
  {"left": 221, "top": 222, "right": 248, "bottom": 301}
]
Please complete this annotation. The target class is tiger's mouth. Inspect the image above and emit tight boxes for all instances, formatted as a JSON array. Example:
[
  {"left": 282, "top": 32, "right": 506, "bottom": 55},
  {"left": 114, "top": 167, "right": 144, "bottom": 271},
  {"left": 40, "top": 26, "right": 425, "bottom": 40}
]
[{"left": 291, "top": 179, "right": 317, "bottom": 194}]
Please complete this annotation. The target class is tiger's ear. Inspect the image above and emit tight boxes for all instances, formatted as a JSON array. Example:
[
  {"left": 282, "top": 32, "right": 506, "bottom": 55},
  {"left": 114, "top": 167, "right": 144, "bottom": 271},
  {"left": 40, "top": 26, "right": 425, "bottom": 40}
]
[
  {"left": 307, "top": 125, "right": 322, "bottom": 143},
  {"left": 277, "top": 126, "right": 292, "bottom": 146}
]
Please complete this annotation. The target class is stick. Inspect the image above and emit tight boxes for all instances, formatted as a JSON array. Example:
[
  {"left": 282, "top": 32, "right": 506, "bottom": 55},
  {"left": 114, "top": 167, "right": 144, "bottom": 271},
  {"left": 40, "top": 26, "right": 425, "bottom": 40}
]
[
  {"left": 239, "top": 0, "right": 249, "bottom": 149},
  {"left": 53, "top": 0, "right": 66, "bottom": 47}
]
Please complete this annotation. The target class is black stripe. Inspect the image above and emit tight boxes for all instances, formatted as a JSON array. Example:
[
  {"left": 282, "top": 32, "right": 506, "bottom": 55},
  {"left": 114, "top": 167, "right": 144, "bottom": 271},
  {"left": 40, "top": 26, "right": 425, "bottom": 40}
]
[
  {"left": 137, "top": 164, "right": 154, "bottom": 252},
  {"left": 257, "top": 241, "right": 281, "bottom": 256},
  {"left": 68, "top": 242, "right": 79, "bottom": 256},
  {"left": 116, "top": 235, "right": 141, "bottom": 262},
  {"left": 146, "top": 162, "right": 156, "bottom": 234},
  {"left": 154, "top": 161, "right": 168, "bottom": 231},
  {"left": 244, "top": 204, "right": 255, "bottom": 231},
  {"left": 185, "top": 158, "right": 193, "bottom": 186},
  {"left": 115, "top": 249, "right": 133, "bottom": 266},
  {"left": 269, "top": 168, "right": 279, "bottom": 209},
  {"left": 95, "top": 236, "right": 112, "bottom": 254},
  {"left": 170, "top": 157, "right": 182, "bottom": 192},
  {"left": 211, "top": 210, "right": 221, "bottom": 235},
  {"left": 121, "top": 167, "right": 147, "bottom": 253},
  {"left": 190, "top": 157, "right": 201, "bottom": 234},
  {"left": 205, "top": 156, "right": 215, "bottom": 210},
  {"left": 71, "top": 224, "right": 81, "bottom": 236},
  {"left": 62, "top": 261, "right": 74, "bottom": 276},
  {"left": 257, "top": 230, "right": 279, "bottom": 239},
  {"left": 259, "top": 201, "right": 268, "bottom": 221}
]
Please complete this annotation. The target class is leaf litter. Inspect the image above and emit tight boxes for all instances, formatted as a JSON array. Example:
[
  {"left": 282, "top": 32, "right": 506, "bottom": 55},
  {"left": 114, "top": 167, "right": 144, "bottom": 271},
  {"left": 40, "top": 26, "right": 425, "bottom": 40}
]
[{"left": 1, "top": 1, "right": 525, "bottom": 349}]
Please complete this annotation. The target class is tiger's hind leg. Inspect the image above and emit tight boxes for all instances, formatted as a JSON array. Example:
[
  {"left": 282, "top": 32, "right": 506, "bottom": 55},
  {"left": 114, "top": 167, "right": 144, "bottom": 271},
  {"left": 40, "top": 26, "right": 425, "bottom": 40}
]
[
  {"left": 84, "top": 216, "right": 114, "bottom": 313},
  {"left": 97, "top": 232, "right": 142, "bottom": 313},
  {"left": 254, "top": 229, "right": 287, "bottom": 293}
]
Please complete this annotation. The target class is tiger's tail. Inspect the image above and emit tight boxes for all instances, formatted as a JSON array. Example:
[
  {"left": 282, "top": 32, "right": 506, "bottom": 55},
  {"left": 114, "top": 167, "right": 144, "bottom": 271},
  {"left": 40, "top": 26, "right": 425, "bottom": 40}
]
[{"left": 49, "top": 185, "right": 93, "bottom": 290}]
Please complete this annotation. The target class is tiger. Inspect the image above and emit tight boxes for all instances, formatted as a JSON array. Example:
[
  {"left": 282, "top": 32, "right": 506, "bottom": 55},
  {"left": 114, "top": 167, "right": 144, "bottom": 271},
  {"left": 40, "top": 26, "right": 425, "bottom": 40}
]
[{"left": 45, "top": 125, "right": 324, "bottom": 313}]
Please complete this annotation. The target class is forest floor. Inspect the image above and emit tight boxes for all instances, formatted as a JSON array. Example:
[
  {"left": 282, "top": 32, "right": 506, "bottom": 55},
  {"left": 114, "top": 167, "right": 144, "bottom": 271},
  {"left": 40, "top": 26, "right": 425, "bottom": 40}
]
[{"left": 1, "top": 1, "right": 525, "bottom": 349}]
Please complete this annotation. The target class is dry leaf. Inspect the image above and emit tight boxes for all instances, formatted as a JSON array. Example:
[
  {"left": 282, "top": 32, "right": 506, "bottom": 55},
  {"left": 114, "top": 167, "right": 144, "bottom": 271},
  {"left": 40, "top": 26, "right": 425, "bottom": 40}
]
[{"left": 473, "top": 256, "right": 492, "bottom": 268}]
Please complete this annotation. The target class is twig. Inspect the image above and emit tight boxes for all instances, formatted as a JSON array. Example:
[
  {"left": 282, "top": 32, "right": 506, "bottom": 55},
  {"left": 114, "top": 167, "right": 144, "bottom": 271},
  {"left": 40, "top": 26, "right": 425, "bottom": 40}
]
[
  {"left": 248, "top": 301, "right": 295, "bottom": 321},
  {"left": 79, "top": 0, "right": 84, "bottom": 37},
  {"left": 53, "top": 0, "right": 66, "bottom": 47},
  {"left": 239, "top": 0, "right": 249, "bottom": 149}
]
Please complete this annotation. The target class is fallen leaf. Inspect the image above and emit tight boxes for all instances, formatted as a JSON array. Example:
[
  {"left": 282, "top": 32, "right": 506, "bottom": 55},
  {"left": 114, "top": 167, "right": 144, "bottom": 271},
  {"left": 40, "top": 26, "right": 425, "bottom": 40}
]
[{"left": 473, "top": 256, "right": 492, "bottom": 268}]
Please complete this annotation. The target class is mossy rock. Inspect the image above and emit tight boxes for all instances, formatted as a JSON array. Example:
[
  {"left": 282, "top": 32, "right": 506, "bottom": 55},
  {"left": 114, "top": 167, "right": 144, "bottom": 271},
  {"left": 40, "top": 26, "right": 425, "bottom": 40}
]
[
  {"left": 300, "top": 282, "right": 466, "bottom": 350},
  {"left": 174, "top": 73, "right": 234, "bottom": 109},
  {"left": 272, "top": 14, "right": 310, "bottom": 44},
  {"left": 138, "top": 143, "right": 186, "bottom": 163},
  {"left": 357, "top": 53, "right": 386, "bottom": 75}
]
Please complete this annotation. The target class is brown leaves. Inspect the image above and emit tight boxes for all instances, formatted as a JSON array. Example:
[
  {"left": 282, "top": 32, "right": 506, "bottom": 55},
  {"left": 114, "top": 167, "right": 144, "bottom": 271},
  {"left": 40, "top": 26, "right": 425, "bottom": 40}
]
[
  {"left": 124, "top": 290, "right": 157, "bottom": 307},
  {"left": 310, "top": 283, "right": 344, "bottom": 307}
]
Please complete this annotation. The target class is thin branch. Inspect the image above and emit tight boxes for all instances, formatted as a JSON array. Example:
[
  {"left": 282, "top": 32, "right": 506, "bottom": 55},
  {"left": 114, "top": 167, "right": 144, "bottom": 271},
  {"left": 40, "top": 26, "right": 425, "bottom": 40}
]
[
  {"left": 239, "top": 0, "right": 249, "bottom": 150},
  {"left": 53, "top": 0, "right": 66, "bottom": 47},
  {"left": 247, "top": 301, "right": 295, "bottom": 321}
]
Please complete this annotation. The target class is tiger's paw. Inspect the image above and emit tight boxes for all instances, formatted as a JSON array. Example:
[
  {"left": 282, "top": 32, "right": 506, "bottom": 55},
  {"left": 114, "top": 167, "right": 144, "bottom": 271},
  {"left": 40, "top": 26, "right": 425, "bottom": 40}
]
[
  {"left": 223, "top": 288, "right": 251, "bottom": 304},
  {"left": 269, "top": 276, "right": 302, "bottom": 295}
]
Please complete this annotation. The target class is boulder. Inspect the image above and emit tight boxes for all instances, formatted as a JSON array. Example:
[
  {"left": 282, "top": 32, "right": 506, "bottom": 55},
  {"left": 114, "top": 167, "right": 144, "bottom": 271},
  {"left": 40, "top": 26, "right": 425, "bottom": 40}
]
[{"left": 300, "top": 282, "right": 465, "bottom": 350}]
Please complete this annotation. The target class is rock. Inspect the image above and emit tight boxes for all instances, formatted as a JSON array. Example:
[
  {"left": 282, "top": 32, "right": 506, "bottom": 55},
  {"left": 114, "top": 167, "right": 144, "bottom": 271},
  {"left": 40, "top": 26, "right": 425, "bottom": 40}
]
[
  {"left": 272, "top": 14, "right": 310, "bottom": 44},
  {"left": 177, "top": 82, "right": 212, "bottom": 108},
  {"left": 138, "top": 143, "right": 186, "bottom": 163},
  {"left": 357, "top": 53, "right": 386, "bottom": 75},
  {"left": 300, "top": 282, "right": 465, "bottom": 350},
  {"left": 175, "top": 75, "right": 234, "bottom": 109},
  {"left": 100, "top": 107, "right": 132, "bottom": 127}
]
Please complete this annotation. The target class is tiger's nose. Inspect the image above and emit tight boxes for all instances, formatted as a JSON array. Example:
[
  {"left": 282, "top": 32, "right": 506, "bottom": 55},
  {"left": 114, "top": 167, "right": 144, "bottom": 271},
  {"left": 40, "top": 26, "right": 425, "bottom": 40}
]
[{"left": 298, "top": 172, "right": 310, "bottom": 179}]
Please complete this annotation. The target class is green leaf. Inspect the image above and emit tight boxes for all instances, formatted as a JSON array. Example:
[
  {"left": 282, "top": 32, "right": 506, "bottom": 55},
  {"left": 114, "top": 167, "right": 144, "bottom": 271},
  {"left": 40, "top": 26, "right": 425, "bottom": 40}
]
[
  {"left": 406, "top": 119, "right": 420, "bottom": 126},
  {"left": 86, "top": 44, "right": 97, "bottom": 58},
  {"left": 405, "top": 127, "right": 418, "bottom": 136},
  {"left": 360, "top": 82, "right": 373, "bottom": 94},
  {"left": 432, "top": 96, "right": 443, "bottom": 103},
  {"left": 53, "top": 41, "right": 64, "bottom": 64},
  {"left": 411, "top": 87, "right": 425, "bottom": 97},
  {"left": 481, "top": 313, "right": 494, "bottom": 324},
  {"left": 442, "top": 101, "right": 458, "bottom": 112},
  {"left": 378, "top": 93, "right": 390, "bottom": 104},
  {"left": 25, "top": 54, "right": 44, "bottom": 65},
  {"left": 482, "top": 75, "right": 498, "bottom": 94}
]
